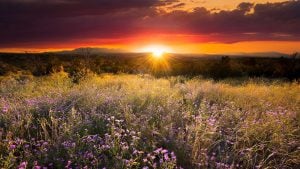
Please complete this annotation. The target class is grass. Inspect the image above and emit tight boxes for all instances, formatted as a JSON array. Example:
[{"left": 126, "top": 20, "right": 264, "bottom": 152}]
[{"left": 0, "top": 71, "right": 299, "bottom": 168}]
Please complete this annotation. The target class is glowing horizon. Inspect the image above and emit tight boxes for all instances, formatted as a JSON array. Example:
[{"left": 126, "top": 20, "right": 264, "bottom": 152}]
[{"left": 1, "top": 40, "right": 300, "bottom": 55}]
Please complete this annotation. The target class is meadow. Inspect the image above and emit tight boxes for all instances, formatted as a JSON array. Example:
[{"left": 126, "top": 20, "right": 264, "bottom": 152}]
[{"left": 0, "top": 72, "right": 299, "bottom": 168}]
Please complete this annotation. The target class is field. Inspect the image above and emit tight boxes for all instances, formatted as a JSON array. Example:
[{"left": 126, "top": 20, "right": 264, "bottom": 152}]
[{"left": 0, "top": 72, "right": 299, "bottom": 168}]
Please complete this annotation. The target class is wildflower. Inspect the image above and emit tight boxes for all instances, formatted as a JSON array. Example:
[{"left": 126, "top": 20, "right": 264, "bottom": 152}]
[
  {"left": 2, "top": 104, "right": 9, "bottom": 112},
  {"left": 161, "top": 149, "right": 168, "bottom": 154},
  {"left": 154, "top": 148, "right": 162, "bottom": 154},
  {"left": 62, "top": 141, "right": 76, "bottom": 149},
  {"left": 92, "top": 160, "right": 97, "bottom": 165},
  {"left": 171, "top": 152, "right": 176, "bottom": 160},
  {"left": 164, "top": 153, "right": 170, "bottom": 161},
  {"left": 216, "top": 162, "right": 222, "bottom": 168},
  {"left": 18, "top": 161, "right": 28, "bottom": 169},
  {"left": 33, "top": 161, "right": 41, "bottom": 169},
  {"left": 147, "top": 153, "right": 151, "bottom": 158},
  {"left": 9, "top": 144, "right": 16, "bottom": 150},
  {"left": 65, "top": 160, "right": 72, "bottom": 168},
  {"left": 150, "top": 155, "right": 156, "bottom": 160},
  {"left": 42, "top": 142, "right": 48, "bottom": 146}
]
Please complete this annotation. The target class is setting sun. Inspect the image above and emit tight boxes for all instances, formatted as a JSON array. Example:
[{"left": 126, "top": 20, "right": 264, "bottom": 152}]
[
  {"left": 138, "top": 45, "right": 172, "bottom": 58},
  {"left": 152, "top": 49, "right": 165, "bottom": 58}
]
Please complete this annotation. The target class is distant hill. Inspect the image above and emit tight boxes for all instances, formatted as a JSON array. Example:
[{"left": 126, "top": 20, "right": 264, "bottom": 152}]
[{"left": 47, "top": 47, "right": 126, "bottom": 55}]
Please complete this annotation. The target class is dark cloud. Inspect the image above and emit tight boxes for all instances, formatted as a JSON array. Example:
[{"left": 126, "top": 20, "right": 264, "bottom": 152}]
[
  {"left": 0, "top": 0, "right": 176, "bottom": 17},
  {"left": 0, "top": 0, "right": 299, "bottom": 47},
  {"left": 0, "top": 0, "right": 169, "bottom": 46}
]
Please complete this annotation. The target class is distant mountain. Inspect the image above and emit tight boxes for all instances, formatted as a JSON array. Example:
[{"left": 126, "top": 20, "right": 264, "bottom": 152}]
[{"left": 48, "top": 47, "right": 126, "bottom": 54}]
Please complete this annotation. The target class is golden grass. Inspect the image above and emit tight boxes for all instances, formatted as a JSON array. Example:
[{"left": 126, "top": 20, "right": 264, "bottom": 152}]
[{"left": 0, "top": 72, "right": 299, "bottom": 168}]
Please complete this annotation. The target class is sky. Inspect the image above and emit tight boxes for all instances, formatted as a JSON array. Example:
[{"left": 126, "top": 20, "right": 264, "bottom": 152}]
[{"left": 0, "top": 0, "right": 299, "bottom": 54}]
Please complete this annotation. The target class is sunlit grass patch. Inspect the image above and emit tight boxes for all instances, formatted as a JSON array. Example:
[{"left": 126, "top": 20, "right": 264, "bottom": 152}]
[{"left": 0, "top": 72, "right": 299, "bottom": 168}]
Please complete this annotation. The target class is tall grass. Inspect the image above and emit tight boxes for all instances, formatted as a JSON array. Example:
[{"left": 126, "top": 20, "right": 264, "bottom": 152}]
[{"left": 0, "top": 72, "right": 299, "bottom": 168}]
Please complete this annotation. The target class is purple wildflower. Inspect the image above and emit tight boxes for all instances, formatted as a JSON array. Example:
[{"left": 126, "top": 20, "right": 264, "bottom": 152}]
[
  {"left": 9, "top": 144, "right": 16, "bottom": 150},
  {"left": 18, "top": 161, "right": 28, "bottom": 169},
  {"left": 164, "top": 153, "right": 170, "bottom": 161}
]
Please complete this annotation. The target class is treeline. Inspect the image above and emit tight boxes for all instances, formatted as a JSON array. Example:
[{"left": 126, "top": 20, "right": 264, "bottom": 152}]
[{"left": 0, "top": 52, "right": 299, "bottom": 80}]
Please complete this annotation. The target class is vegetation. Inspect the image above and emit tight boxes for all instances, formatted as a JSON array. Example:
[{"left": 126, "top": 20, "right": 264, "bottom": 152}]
[
  {"left": 0, "top": 72, "right": 299, "bottom": 168},
  {"left": 1, "top": 52, "right": 300, "bottom": 80}
]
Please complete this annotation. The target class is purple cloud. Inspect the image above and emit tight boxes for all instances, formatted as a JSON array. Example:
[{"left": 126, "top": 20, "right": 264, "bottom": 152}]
[{"left": 0, "top": 0, "right": 299, "bottom": 47}]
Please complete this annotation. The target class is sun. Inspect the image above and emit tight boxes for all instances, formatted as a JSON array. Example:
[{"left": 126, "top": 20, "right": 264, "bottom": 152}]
[
  {"left": 152, "top": 48, "right": 165, "bottom": 58},
  {"left": 138, "top": 45, "right": 172, "bottom": 58}
]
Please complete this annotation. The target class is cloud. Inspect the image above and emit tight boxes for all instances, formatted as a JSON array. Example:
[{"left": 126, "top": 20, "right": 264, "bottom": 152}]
[
  {"left": 0, "top": 0, "right": 176, "bottom": 18},
  {"left": 0, "top": 0, "right": 169, "bottom": 46},
  {"left": 169, "top": 2, "right": 186, "bottom": 8},
  {"left": 0, "top": 0, "right": 299, "bottom": 48},
  {"left": 142, "top": 0, "right": 300, "bottom": 42}
]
